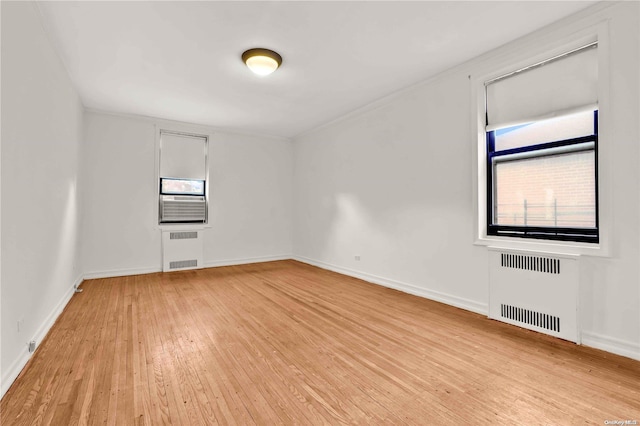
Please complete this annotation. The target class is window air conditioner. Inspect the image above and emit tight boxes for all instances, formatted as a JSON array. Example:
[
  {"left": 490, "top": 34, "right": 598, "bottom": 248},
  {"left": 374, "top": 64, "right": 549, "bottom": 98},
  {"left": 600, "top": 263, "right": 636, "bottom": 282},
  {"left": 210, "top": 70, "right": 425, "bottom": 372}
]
[{"left": 159, "top": 195, "right": 206, "bottom": 223}]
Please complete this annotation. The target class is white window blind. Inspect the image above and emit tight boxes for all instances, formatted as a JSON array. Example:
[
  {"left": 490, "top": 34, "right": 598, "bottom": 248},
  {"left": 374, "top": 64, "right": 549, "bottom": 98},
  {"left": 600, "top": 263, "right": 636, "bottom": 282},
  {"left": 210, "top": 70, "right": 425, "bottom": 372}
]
[
  {"left": 486, "top": 44, "right": 598, "bottom": 131},
  {"left": 160, "top": 132, "right": 206, "bottom": 180}
]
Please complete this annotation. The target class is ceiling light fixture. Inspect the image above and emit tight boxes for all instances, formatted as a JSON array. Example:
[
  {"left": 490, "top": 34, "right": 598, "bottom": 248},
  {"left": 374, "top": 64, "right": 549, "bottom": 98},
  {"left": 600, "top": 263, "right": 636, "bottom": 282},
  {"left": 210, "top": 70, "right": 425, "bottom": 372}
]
[{"left": 242, "top": 48, "right": 282, "bottom": 76}]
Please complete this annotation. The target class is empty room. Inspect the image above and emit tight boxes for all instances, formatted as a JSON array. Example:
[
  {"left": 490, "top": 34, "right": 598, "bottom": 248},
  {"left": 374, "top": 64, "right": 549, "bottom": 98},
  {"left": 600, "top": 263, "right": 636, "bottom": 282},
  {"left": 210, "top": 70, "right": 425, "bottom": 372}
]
[{"left": 1, "top": 1, "right": 639, "bottom": 424}]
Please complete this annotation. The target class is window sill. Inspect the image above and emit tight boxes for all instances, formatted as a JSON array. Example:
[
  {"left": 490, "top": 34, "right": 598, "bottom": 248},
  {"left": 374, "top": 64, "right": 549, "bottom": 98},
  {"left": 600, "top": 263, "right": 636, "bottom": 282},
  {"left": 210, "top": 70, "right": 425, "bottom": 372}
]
[
  {"left": 156, "top": 223, "right": 211, "bottom": 231},
  {"left": 474, "top": 234, "right": 609, "bottom": 257}
]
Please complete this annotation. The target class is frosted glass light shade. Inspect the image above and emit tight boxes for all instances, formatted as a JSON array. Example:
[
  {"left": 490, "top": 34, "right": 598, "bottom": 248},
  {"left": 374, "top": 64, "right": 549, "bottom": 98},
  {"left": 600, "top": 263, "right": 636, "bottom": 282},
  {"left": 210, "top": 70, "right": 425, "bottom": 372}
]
[
  {"left": 246, "top": 56, "right": 279, "bottom": 75},
  {"left": 242, "top": 48, "right": 282, "bottom": 76}
]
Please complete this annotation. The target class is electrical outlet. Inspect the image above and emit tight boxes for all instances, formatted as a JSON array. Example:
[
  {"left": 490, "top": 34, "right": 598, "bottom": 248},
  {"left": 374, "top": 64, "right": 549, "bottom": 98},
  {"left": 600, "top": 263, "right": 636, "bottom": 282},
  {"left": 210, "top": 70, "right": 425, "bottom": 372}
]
[
  {"left": 17, "top": 318, "right": 24, "bottom": 333},
  {"left": 355, "top": 255, "right": 361, "bottom": 261}
]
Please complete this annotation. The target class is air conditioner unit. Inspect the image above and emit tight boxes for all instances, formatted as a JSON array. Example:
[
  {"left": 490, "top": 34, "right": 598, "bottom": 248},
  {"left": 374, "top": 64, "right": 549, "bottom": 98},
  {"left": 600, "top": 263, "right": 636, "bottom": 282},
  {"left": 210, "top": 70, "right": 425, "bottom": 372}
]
[{"left": 159, "top": 195, "right": 206, "bottom": 223}]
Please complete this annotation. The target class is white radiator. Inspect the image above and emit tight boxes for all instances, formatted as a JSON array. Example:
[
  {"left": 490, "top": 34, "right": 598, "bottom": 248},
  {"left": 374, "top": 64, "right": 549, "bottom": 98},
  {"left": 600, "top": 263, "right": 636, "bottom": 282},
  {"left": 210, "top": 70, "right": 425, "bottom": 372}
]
[
  {"left": 488, "top": 248, "right": 580, "bottom": 343},
  {"left": 162, "top": 230, "right": 203, "bottom": 272}
]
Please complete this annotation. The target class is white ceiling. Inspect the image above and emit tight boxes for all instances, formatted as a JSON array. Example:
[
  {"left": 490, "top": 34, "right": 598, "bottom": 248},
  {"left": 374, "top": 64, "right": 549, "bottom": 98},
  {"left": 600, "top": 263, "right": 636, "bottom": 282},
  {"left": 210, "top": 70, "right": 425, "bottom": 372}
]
[{"left": 36, "top": 1, "right": 597, "bottom": 139}]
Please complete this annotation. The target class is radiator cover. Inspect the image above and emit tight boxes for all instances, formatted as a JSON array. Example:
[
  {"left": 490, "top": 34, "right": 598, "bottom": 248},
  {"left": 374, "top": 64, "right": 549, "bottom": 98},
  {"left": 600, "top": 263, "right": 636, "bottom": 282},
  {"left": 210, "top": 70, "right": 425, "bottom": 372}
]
[
  {"left": 488, "top": 248, "right": 580, "bottom": 343},
  {"left": 162, "top": 230, "right": 203, "bottom": 272}
]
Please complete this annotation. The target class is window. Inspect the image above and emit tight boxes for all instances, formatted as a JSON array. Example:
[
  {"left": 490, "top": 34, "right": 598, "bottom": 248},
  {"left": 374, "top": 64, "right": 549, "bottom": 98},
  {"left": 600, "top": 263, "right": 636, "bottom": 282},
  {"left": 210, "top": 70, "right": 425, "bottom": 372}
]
[
  {"left": 158, "top": 131, "right": 208, "bottom": 224},
  {"left": 487, "top": 110, "right": 598, "bottom": 242},
  {"left": 160, "top": 177, "right": 205, "bottom": 196},
  {"left": 484, "top": 43, "right": 599, "bottom": 243}
]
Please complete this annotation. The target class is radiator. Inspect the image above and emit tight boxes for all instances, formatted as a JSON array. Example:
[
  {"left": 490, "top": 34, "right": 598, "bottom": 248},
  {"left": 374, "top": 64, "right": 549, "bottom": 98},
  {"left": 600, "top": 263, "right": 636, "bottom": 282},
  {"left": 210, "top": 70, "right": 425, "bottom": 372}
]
[
  {"left": 162, "top": 230, "right": 203, "bottom": 272},
  {"left": 488, "top": 248, "right": 580, "bottom": 343}
]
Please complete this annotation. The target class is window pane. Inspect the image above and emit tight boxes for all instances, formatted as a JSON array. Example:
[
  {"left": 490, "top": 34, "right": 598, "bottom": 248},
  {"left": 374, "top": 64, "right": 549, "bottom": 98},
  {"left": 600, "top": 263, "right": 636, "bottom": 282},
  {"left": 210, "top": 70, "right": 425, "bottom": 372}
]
[
  {"left": 161, "top": 178, "right": 205, "bottom": 195},
  {"left": 494, "top": 151, "right": 595, "bottom": 228},
  {"left": 494, "top": 110, "right": 595, "bottom": 151}
]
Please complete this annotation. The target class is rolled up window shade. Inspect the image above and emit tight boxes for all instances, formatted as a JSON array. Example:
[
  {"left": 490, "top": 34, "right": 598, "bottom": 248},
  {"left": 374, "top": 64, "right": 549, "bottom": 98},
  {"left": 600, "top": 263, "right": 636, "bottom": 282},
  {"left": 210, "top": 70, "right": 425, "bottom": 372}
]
[
  {"left": 160, "top": 132, "right": 206, "bottom": 180},
  {"left": 486, "top": 44, "right": 597, "bottom": 130}
]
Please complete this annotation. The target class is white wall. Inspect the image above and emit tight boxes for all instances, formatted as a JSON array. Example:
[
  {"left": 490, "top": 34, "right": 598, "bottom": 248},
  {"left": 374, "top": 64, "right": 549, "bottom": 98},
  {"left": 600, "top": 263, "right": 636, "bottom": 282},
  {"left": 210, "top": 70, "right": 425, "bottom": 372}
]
[
  {"left": 0, "top": 2, "right": 4, "bottom": 398},
  {"left": 293, "top": 76, "right": 489, "bottom": 313},
  {"left": 82, "top": 112, "right": 293, "bottom": 277},
  {"left": 293, "top": 2, "right": 640, "bottom": 360},
  {"left": 203, "top": 129, "right": 293, "bottom": 264},
  {"left": 82, "top": 113, "right": 159, "bottom": 276},
  {"left": 1, "top": 2, "right": 85, "bottom": 396}
]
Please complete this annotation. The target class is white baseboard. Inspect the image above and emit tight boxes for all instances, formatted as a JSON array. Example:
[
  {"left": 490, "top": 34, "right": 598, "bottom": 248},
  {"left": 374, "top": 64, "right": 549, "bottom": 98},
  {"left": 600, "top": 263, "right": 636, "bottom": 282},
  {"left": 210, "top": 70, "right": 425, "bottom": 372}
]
[
  {"left": 83, "top": 266, "right": 162, "bottom": 280},
  {"left": 582, "top": 331, "right": 640, "bottom": 361},
  {"left": 83, "top": 256, "right": 293, "bottom": 280},
  {"left": 293, "top": 255, "right": 488, "bottom": 316},
  {"left": 204, "top": 254, "right": 292, "bottom": 268},
  {"left": 1, "top": 274, "right": 83, "bottom": 399}
]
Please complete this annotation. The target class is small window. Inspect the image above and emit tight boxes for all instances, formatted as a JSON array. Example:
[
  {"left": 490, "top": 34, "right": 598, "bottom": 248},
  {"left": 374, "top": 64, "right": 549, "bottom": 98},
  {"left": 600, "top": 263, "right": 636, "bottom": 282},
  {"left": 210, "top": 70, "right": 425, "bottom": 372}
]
[
  {"left": 158, "top": 131, "right": 208, "bottom": 224},
  {"left": 160, "top": 178, "right": 205, "bottom": 196},
  {"left": 487, "top": 110, "right": 598, "bottom": 242}
]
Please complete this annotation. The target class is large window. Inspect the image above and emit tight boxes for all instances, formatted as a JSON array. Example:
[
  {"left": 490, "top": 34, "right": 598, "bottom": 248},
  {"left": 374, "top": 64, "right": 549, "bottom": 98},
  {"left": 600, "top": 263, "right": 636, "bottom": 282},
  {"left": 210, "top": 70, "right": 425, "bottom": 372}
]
[
  {"left": 487, "top": 110, "right": 598, "bottom": 242},
  {"left": 484, "top": 43, "right": 599, "bottom": 243}
]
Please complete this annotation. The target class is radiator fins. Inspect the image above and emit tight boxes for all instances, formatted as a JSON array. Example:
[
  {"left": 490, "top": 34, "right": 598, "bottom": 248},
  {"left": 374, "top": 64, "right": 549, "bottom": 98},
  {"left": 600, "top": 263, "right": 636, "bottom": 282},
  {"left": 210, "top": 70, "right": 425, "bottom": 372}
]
[
  {"left": 500, "top": 253, "right": 560, "bottom": 274},
  {"left": 169, "top": 259, "right": 198, "bottom": 269},
  {"left": 170, "top": 231, "right": 198, "bottom": 240},
  {"left": 500, "top": 303, "right": 560, "bottom": 333}
]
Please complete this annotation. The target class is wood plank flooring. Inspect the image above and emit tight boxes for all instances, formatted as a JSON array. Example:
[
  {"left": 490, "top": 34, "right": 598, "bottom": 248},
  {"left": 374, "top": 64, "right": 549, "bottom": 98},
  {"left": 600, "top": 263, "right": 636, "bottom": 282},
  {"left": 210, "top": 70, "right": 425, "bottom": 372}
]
[{"left": 1, "top": 260, "right": 639, "bottom": 425}]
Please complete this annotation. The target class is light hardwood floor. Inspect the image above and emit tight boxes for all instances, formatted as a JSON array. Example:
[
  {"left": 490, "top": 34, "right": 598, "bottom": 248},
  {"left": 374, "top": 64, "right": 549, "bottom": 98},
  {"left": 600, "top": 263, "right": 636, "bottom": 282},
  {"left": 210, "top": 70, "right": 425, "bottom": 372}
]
[{"left": 1, "top": 260, "right": 639, "bottom": 425}]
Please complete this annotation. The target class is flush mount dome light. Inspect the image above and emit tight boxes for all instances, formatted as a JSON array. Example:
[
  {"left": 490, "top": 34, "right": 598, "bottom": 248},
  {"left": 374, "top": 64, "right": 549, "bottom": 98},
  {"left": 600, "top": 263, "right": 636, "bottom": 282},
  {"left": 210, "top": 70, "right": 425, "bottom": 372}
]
[{"left": 242, "top": 48, "right": 282, "bottom": 76}]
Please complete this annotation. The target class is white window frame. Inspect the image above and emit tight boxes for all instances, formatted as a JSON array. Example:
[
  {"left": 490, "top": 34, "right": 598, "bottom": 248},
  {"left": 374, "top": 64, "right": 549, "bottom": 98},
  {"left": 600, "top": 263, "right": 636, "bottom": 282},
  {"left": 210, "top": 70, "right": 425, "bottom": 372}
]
[
  {"left": 471, "top": 22, "right": 611, "bottom": 257},
  {"left": 154, "top": 126, "right": 212, "bottom": 230}
]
